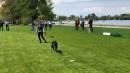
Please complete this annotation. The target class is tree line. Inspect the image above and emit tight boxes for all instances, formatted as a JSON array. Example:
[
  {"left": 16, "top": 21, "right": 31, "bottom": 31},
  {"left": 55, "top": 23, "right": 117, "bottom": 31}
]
[
  {"left": 56, "top": 13, "right": 130, "bottom": 21},
  {"left": 0, "top": 0, "right": 56, "bottom": 25}
]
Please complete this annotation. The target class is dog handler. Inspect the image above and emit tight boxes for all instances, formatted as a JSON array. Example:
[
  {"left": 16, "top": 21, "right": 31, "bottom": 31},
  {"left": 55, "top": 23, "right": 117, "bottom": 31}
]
[{"left": 37, "top": 20, "right": 47, "bottom": 43}]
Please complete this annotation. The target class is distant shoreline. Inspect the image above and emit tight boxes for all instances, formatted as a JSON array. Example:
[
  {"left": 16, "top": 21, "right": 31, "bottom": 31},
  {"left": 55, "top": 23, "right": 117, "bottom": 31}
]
[
  {"left": 55, "top": 20, "right": 130, "bottom": 27},
  {"left": 55, "top": 23, "right": 130, "bottom": 29}
]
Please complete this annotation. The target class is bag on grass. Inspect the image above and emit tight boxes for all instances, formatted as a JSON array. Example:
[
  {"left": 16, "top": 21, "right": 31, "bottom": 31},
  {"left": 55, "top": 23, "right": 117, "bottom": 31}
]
[{"left": 111, "top": 33, "right": 122, "bottom": 37}]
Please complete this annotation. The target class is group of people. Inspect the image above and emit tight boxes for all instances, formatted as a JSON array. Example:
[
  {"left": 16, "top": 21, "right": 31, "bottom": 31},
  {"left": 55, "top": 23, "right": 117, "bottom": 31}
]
[
  {"left": 37, "top": 17, "right": 93, "bottom": 43},
  {"left": 34, "top": 20, "right": 53, "bottom": 31},
  {"left": 0, "top": 19, "right": 10, "bottom": 31},
  {"left": 75, "top": 17, "right": 93, "bottom": 32},
  {"left": 1, "top": 17, "right": 93, "bottom": 43}
]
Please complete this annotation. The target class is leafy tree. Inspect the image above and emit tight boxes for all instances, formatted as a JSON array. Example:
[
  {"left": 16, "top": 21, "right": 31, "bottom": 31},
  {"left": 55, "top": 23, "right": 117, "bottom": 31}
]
[
  {"left": 58, "top": 15, "right": 67, "bottom": 21},
  {"left": 119, "top": 14, "right": 130, "bottom": 20},
  {"left": 92, "top": 13, "right": 98, "bottom": 20},
  {"left": 84, "top": 14, "right": 91, "bottom": 20},
  {"left": 0, "top": 0, "right": 55, "bottom": 24},
  {"left": 1, "top": 0, "right": 15, "bottom": 24},
  {"left": 69, "top": 14, "right": 75, "bottom": 20},
  {"left": 113, "top": 15, "right": 119, "bottom": 20},
  {"left": 38, "top": 0, "right": 54, "bottom": 20},
  {"left": 100, "top": 15, "right": 107, "bottom": 20},
  {"left": 84, "top": 16, "right": 88, "bottom": 20},
  {"left": 107, "top": 15, "right": 112, "bottom": 20}
]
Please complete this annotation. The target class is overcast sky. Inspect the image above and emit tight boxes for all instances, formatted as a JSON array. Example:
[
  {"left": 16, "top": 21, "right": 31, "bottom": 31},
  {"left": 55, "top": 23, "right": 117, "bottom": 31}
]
[{"left": 52, "top": 0, "right": 130, "bottom": 17}]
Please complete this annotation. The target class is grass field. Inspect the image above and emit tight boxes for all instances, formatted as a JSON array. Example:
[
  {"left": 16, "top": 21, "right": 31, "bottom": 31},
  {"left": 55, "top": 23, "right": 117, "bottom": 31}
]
[{"left": 0, "top": 25, "right": 130, "bottom": 73}]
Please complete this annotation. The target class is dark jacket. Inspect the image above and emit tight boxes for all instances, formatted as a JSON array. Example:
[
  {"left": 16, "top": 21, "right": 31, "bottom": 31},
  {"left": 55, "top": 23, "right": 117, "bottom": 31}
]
[
  {"left": 81, "top": 21, "right": 84, "bottom": 26},
  {"left": 1, "top": 20, "right": 3, "bottom": 26},
  {"left": 0, "top": 20, "right": 2, "bottom": 26},
  {"left": 88, "top": 19, "right": 93, "bottom": 24},
  {"left": 37, "top": 24, "right": 43, "bottom": 32}
]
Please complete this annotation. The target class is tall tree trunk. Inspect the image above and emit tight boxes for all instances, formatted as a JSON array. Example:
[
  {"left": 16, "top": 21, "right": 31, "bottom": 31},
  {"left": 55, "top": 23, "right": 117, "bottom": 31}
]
[
  {"left": 10, "top": 9, "right": 15, "bottom": 24},
  {"left": 32, "top": 16, "right": 35, "bottom": 25}
]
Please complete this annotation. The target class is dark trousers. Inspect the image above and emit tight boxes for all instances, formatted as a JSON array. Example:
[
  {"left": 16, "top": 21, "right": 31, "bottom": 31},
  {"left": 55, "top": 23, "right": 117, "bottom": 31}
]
[
  {"left": 42, "top": 24, "right": 44, "bottom": 28},
  {"left": 49, "top": 24, "right": 52, "bottom": 30},
  {"left": 0, "top": 25, "right": 3, "bottom": 31},
  {"left": 75, "top": 24, "right": 79, "bottom": 30},
  {"left": 81, "top": 25, "right": 85, "bottom": 30},
  {"left": 6, "top": 25, "right": 9, "bottom": 31},
  {"left": 38, "top": 32, "right": 46, "bottom": 42},
  {"left": 45, "top": 24, "right": 48, "bottom": 31},
  {"left": 90, "top": 26, "right": 93, "bottom": 32}
]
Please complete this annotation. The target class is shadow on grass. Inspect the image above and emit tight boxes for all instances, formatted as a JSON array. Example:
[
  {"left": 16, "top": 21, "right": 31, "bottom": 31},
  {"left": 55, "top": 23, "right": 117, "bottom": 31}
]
[
  {"left": 56, "top": 50, "right": 62, "bottom": 54},
  {"left": 46, "top": 42, "right": 52, "bottom": 43}
]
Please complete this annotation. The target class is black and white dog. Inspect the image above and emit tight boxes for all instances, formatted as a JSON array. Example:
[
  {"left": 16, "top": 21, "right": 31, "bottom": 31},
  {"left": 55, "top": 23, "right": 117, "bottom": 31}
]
[{"left": 51, "top": 41, "right": 58, "bottom": 51}]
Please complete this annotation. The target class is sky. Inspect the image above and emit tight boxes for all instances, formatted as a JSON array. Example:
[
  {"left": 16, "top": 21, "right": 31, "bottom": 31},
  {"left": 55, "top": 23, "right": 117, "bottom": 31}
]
[
  {"left": 0, "top": 2, "right": 2, "bottom": 7},
  {"left": 52, "top": 0, "right": 130, "bottom": 17},
  {"left": 0, "top": 0, "right": 4, "bottom": 8}
]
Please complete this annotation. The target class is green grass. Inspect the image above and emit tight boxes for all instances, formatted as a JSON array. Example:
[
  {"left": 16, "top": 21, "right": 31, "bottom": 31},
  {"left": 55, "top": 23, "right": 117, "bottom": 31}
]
[{"left": 0, "top": 25, "right": 130, "bottom": 73}]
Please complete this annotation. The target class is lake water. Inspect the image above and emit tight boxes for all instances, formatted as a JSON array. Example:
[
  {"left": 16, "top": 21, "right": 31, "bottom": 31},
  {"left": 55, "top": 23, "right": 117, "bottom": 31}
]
[
  {"left": 92, "top": 20, "right": 130, "bottom": 26},
  {"left": 60, "top": 20, "right": 130, "bottom": 26}
]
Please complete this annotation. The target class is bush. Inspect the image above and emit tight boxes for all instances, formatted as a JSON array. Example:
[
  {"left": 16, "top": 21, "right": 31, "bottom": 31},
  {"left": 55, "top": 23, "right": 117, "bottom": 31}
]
[{"left": 22, "top": 17, "right": 31, "bottom": 25}]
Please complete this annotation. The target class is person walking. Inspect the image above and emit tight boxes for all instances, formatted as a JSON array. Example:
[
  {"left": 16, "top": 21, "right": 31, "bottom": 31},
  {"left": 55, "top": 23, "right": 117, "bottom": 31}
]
[
  {"left": 75, "top": 18, "right": 80, "bottom": 30},
  {"left": 88, "top": 17, "right": 93, "bottom": 32},
  {"left": 37, "top": 20, "right": 47, "bottom": 43},
  {"left": 80, "top": 19, "right": 85, "bottom": 31}
]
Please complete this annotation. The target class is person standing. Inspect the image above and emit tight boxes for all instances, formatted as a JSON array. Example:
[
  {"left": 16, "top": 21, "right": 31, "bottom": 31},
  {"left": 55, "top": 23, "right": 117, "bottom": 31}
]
[
  {"left": 0, "top": 19, "right": 4, "bottom": 31},
  {"left": 30, "top": 23, "right": 34, "bottom": 31},
  {"left": 5, "top": 20, "right": 10, "bottom": 31},
  {"left": 37, "top": 20, "right": 47, "bottom": 43},
  {"left": 80, "top": 19, "right": 85, "bottom": 31},
  {"left": 88, "top": 17, "right": 93, "bottom": 32},
  {"left": 0, "top": 20, "right": 2, "bottom": 31},
  {"left": 75, "top": 18, "right": 80, "bottom": 30},
  {"left": 41, "top": 20, "right": 44, "bottom": 28},
  {"left": 44, "top": 20, "right": 48, "bottom": 31},
  {"left": 49, "top": 21, "right": 52, "bottom": 30}
]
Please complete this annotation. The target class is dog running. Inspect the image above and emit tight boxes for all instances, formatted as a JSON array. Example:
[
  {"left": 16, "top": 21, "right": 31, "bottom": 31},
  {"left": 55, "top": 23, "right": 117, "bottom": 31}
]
[{"left": 51, "top": 41, "right": 58, "bottom": 51}]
